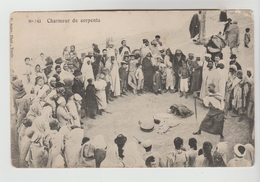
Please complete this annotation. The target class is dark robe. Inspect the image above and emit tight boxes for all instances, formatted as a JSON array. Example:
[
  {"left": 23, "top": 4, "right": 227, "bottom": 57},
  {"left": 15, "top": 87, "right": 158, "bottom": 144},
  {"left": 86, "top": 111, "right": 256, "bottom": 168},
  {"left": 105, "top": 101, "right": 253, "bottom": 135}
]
[
  {"left": 223, "top": 22, "right": 232, "bottom": 34},
  {"left": 92, "top": 55, "right": 102, "bottom": 78},
  {"left": 172, "top": 52, "right": 186, "bottom": 90},
  {"left": 219, "top": 11, "right": 227, "bottom": 22},
  {"left": 189, "top": 14, "right": 200, "bottom": 38},
  {"left": 229, "top": 61, "right": 242, "bottom": 70},
  {"left": 142, "top": 57, "right": 154, "bottom": 92},
  {"left": 85, "top": 84, "right": 98, "bottom": 116},
  {"left": 72, "top": 78, "right": 87, "bottom": 114},
  {"left": 119, "top": 45, "right": 131, "bottom": 54},
  {"left": 200, "top": 107, "right": 225, "bottom": 135},
  {"left": 153, "top": 72, "right": 162, "bottom": 92},
  {"left": 94, "top": 148, "right": 106, "bottom": 168},
  {"left": 190, "top": 60, "right": 203, "bottom": 93},
  {"left": 93, "top": 45, "right": 100, "bottom": 54}
]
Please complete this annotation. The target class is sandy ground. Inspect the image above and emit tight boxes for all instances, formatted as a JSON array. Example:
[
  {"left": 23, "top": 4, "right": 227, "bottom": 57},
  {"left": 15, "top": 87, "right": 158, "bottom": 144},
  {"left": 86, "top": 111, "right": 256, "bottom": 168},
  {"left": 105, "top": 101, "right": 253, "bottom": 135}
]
[{"left": 11, "top": 10, "right": 254, "bottom": 167}]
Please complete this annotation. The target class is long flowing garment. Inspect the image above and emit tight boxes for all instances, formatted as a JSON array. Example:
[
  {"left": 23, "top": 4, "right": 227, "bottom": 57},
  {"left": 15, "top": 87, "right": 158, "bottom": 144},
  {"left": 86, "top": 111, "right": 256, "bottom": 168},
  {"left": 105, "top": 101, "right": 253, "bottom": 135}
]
[
  {"left": 64, "top": 128, "right": 84, "bottom": 168},
  {"left": 140, "top": 45, "right": 151, "bottom": 62},
  {"left": 81, "top": 57, "right": 94, "bottom": 89},
  {"left": 44, "top": 130, "right": 65, "bottom": 168},
  {"left": 247, "top": 83, "right": 254, "bottom": 119},
  {"left": 93, "top": 135, "right": 107, "bottom": 168},
  {"left": 19, "top": 135, "right": 32, "bottom": 167},
  {"left": 100, "top": 144, "right": 124, "bottom": 168},
  {"left": 85, "top": 84, "right": 98, "bottom": 116},
  {"left": 219, "top": 11, "right": 227, "bottom": 22},
  {"left": 215, "top": 68, "right": 228, "bottom": 97},
  {"left": 26, "top": 142, "right": 48, "bottom": 168},
  {"left": 142, "top": 57, "right": 154, "bottom": 92},
  {"left": 153, "top": 72, "right": 162, "bottom": 92},
  {"left": 190, "top": 60, "right": 202, "bottom": 93},
  {"left": 110, "top": 61, "right": 121, "bottom": 96},
  {"left": 164, "top": 55, "right": 175, "bottom": 89},
  {"left": 77, "top": 142, "right": 96, "bottom": 168},
  {"left": 66, "top": 99, "right": 80, "bottom": 126},
  {"left": 94, "top": 79, "right": 107, "bottom": 110},
  {"left": 200, "top": 68, "right": 217, "bottom": 99},
  {"left": 16, "top": 95, "right": 31, "bottom": 129},
  {"left": 225, "top": 24, "right": 240, "bottom": 49},
  {"left": 224, "top": 74, "right": 236, "bottom": 112},
  {"left": 232, "top": 79, "right": 243, "bottom": 111},
  {"left": 189, "top": 13, "right": 200, "bottom": 38},
  {"left": 123, "top": 142, "right": 146, "bottom": 167},
  {"left": 199, "top": 93, "right": 225, "bottom": 135}
]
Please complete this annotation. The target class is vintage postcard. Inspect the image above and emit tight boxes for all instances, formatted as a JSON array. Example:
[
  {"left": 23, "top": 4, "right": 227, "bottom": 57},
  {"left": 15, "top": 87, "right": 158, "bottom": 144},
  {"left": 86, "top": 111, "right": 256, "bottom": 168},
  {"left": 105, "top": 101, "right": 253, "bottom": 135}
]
[{"left": 10, "top": 10, "right": 254, "bottom": 168}]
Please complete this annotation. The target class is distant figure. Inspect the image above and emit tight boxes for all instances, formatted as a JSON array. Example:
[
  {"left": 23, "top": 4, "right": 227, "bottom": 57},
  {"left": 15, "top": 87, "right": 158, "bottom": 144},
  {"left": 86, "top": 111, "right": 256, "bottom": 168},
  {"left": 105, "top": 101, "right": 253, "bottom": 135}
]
[
  {"left": 85, "top": 78, "right": 98, "bottom": 119},
  {"left": 189, "top": 12, "right": 200, "bottom": 39},
  {"left": 219, "top": 10, "right": 228, "bottom": 22},
  {"left": 244, "top": 28, "right": 251, "bottom": 48},
  {"left": 225, "top": 21, "right": 240, "bottom": 54},
  {"left": 223, "top": 18, "right": 232, "bottom": 36}
]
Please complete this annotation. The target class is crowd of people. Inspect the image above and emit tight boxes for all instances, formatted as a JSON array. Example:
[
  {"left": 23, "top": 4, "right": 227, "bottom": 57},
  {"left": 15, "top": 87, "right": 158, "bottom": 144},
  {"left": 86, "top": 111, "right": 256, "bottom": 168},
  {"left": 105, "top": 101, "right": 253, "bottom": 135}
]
[{"left": 11, "top": 13, "right": 255, "bottom": 167}]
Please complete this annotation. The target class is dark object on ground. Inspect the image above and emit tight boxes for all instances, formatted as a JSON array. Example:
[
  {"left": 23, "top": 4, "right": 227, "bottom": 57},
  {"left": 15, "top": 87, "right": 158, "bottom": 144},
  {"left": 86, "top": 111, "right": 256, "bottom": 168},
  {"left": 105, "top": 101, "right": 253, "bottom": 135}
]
[{"left": 169, "top": 104, "right": 194, "bottom": 118}]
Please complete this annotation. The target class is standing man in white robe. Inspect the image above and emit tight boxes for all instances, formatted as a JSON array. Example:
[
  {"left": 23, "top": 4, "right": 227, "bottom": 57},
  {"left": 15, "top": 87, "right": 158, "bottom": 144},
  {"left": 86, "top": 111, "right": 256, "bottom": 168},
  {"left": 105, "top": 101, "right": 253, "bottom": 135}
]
[
  {"left": 81, "top": 52, "right": 95, "bottom": 89},
  {"left": 200, "top": 61, "right": 217, "bottom": 99},
  {"left": 109, "top": 56, "right": 121, "bottom": 97},
  {"left": 94, "top": 73, "right": 107, "bottom": 115}
]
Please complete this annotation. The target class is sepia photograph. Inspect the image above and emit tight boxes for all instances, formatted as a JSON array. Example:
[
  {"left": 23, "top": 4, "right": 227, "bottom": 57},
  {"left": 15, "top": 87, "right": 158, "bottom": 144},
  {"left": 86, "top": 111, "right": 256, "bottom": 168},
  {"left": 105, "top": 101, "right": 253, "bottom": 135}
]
[{"left": 10, "top": 10, "right": 255, "bottom": 168}]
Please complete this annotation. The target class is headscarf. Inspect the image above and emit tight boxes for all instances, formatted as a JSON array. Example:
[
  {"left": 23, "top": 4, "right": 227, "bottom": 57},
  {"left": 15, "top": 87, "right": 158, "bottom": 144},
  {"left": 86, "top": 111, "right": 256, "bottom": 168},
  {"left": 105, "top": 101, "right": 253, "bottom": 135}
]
[
  {"left": 59, "top": 125, "right": 70, "bottom": 136},
  {"left": 48, "top": 77, "right": 56, "bottom": 88},
  {"left": 195, "top": 54, "right": 203, "bottom": 66},
  {"left": 244, "top": 143, "right": 254, "bottom": 166},
  {"left": 245, "top": 68, "right": 254, "bottom": 85},
  {"left": 31, "top": 131, "right": 44, "bottom": 146},
  {"left": 100, "top": 144, "right": 124, "bottom": 168},
  {"left": 34, "top": 64, "right": 42, "bottom": 73},
  {"left": 81, "top": 141, "right": 95, "bottom": 159},
  {"left": 12, "top": 79, "right": 27, "bottom": 99},
  {"left": 25, "top": 127, "right": 35, "bottom": 138},
  {"left": 32, "top": 116, "right": 50, "bottom": 133},
  {"left": 212, "top": 151, "right": 226, "bottom": 167},
  {"left": 93, "top": 43, "right": 100, "bottom": 54},
  {"left": 123, "top": 142, "right": 146, "bottom": 167},
  {"left": 64, "top": 78, "right": 73, "bottom": 89},
  {"left": 26, "top": 102, "right": 42, "bottom": 120},
  {"left": 93, "top": 135, "right": 107, "bottom": 150},
  {"left": 215, "top": 142, "right": 228, "bottom": 164},
  {"left": 40, "top": 106, "right": 53, "bottom": 122}
]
